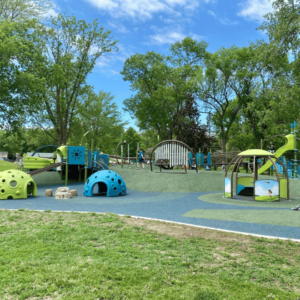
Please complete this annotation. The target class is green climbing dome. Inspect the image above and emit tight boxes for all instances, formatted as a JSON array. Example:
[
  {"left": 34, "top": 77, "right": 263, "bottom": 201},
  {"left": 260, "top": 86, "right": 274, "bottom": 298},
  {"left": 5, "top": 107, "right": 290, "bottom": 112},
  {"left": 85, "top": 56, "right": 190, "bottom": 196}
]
[{"left": 0, "top": 170, "right": 37, "bottom": 200}]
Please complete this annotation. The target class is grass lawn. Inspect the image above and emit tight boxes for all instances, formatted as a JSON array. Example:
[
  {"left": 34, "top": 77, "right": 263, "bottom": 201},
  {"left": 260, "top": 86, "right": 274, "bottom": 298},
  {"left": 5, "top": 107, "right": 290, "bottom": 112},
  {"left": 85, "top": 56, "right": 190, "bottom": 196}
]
[
  {"left": 0, "top": 209, "right": 300, "bottom": 300},
  {"left": 0, "top": 160, "right": 19, "bottom": 171}
]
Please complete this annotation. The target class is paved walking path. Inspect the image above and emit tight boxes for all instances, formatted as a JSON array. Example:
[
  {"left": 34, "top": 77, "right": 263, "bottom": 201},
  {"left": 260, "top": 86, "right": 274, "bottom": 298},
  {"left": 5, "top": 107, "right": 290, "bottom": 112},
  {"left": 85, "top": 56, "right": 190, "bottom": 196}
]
[{"left": 0, "top": 184, "right": 299, "bottom": 240}]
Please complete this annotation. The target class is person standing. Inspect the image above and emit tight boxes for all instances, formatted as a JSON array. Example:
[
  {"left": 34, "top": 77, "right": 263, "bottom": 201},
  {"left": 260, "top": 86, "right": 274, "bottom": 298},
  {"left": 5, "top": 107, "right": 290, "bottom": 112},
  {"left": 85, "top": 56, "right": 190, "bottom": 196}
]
[
  {"left": 136, "top": 148, "right": 145, "bottom": 170},
  {"left": 268, "top": 142, "right": 275, "bottom": 154}
]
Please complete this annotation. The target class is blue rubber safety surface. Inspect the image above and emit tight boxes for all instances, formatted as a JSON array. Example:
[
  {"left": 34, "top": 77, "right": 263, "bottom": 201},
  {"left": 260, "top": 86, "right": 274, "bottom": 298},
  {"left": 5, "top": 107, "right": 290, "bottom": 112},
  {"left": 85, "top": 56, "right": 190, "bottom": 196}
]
[{"left": 0, "top": 183, "right": 299, "bottom": 240}]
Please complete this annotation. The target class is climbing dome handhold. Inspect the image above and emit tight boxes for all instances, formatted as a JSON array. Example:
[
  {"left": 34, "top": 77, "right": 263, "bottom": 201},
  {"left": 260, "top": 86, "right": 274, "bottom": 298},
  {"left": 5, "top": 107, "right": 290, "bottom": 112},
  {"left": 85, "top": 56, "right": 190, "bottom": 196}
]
[
  {"left": 84, "top": 170, "right": 127, "bottom": 197},
  {"left": 0, "top": 170, "right": 37, "bottom": 200}
]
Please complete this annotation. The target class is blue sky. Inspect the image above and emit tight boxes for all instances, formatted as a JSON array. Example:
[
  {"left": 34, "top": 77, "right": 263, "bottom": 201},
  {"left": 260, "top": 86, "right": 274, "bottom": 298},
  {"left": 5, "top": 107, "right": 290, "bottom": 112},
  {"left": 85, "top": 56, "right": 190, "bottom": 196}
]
[{"left": 50, "top": 0, "right": 274, "bottom": 130}]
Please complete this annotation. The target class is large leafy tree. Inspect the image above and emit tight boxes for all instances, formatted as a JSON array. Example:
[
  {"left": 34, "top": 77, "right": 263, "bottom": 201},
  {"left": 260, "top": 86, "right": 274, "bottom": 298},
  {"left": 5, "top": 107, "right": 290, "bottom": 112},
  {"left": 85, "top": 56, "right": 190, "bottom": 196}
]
[
  {"left": 259, "top": 0, "right": 300, "bottom": 130},
  {"left": 198, "top": 47, "right": 241, "bottom": 152},
  {"left": 0, "top": 19, "right": 45, "bottom": 129},
  {"left": 31, "top": 13, "right": 118, "bottom": 145},
  {"left": 122, "top": 37, "right": 208, "bottom": 142},
  {"left": 72, "top": 89, "right": 126, "bottom": 154},
  {"left": 0, "top": 0, "right": 53, "bottom": 21}
]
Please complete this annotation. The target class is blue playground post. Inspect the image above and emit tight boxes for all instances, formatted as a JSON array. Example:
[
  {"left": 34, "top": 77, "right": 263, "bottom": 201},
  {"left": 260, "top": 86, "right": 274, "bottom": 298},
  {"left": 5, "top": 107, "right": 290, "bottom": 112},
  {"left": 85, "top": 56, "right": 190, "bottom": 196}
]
[
  {"left": 84, "top": 146, "right": 88, "bottom": 183},
  {"left": 201, "top": 152, "right": 204, "bottom": 166},
  {"left": 206, "top": 152, "right": 211, "bottom": 170}
]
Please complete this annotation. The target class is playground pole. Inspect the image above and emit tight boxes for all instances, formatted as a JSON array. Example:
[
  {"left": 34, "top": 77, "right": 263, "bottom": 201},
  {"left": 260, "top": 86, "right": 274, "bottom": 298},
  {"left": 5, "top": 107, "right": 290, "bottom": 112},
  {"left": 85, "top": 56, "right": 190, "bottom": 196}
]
[
  {"left": 121, "top": 145, "right": 123, "bottom": 169},
  {"left": 84, "top": 146, "right": 88, "bottom": 183},
  {"left": 65, "top": 144, "right": 69, "bottom": 186},
  {"left": 128, "top": 143, "right": 130, "bottom": 165},
  {"left": 136, "top": 142, "right": 139, "bottom": 168},
  {"left": 260, "top": 139, "right": 263, "bottom": 150},
  {"left": 293, "top": 121, "right": 298, "bottom": 179}
]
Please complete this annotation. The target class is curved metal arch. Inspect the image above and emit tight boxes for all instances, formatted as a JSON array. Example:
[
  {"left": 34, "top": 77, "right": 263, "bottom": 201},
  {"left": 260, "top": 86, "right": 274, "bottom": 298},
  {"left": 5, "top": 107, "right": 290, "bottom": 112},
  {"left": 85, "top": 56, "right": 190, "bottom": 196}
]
[
  {"left": 224, "top": 155, "right": 239, "bottom": 178},
  {"left": 150, "top": 140, "right": 198, "bottom": 173},
  {"left": 31, "top": 145, "right": 58, "bottom": 157}
]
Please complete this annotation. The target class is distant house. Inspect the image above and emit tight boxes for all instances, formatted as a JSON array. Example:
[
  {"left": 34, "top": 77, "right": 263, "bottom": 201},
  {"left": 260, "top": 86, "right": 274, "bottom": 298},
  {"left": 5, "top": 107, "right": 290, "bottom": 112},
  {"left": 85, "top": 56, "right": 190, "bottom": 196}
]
[{"left": 0, "top": 151, "right": 8, "bottom": 159}]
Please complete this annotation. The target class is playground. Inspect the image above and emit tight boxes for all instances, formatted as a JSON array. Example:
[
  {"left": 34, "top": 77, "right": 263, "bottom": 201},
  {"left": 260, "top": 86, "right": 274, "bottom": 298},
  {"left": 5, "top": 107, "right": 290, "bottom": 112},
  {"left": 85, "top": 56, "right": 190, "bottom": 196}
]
[
  {"left": 0, "top": 163, "right": 300, "bottom": 240},
  {"left": 1, "top": 130, "right": 300, "bottom": 299}
]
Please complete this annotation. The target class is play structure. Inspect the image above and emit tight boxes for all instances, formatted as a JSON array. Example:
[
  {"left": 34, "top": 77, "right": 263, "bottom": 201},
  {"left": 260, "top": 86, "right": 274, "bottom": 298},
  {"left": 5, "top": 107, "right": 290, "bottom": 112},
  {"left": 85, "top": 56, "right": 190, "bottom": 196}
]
[
  {"left": 22, "top": 145, "right": 59, "bottom": 169},
  {"left": 55, "top": 145, "right": 109, "bottom": 185},
  {"left": 22, "top": 145, "right": 109, "bottom": 186},
  {"left": 260, "top": 122, "right": 299, "bottom": 179},
  {"left": 150, "top": 140, "right": 198, "bottom": 173},
  {"left": 225, "top": 150, "right": 289, "bottom": 201},
  {"left": 84, "top": 170, "right": 127, "bottom": 197},
  {"left": 0, "top": 170, "right": 37, "bottom": 200}
]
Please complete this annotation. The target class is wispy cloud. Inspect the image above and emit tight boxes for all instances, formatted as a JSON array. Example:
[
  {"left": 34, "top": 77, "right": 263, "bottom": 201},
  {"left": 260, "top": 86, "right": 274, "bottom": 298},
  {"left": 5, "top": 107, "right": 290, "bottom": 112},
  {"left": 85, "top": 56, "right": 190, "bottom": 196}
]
[
  {"left": 147, "top": 25, "right": 205, "bottom": 45},
  {"left": 208, "top": 10, "right": 239, "bottom": 25},
  {"left": 96, "top": 43, "right": 136, "bottom": 72},
  {"left": 237, "top": 0, "right": 274, "bottom": 22},
  {"left": 83, "top": 0, "right": 210, "bottom": 20},
  {"left": 107, "top": 21, "right": 130, "bottom": 33}
]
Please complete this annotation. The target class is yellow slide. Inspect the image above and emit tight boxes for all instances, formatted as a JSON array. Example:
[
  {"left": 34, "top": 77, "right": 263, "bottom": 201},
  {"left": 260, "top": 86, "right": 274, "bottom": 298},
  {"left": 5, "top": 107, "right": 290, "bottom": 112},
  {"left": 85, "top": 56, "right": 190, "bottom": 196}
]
[{"left": 258, "top": 134, "right": 295, "bottom": 174}]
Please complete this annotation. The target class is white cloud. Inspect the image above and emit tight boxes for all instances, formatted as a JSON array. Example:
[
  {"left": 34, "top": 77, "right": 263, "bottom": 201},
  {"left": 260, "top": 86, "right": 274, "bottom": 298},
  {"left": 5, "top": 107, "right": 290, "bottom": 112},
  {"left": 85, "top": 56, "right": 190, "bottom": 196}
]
[
  {"left": 151, "top": 31, "right": 186, "bottom": 44},
  {"left": 107, "top": 21, "right": 129, "bottom": 33},
  {"left": 237, "top": 0, "right": 274, "bottom": 22},
  {"left": 148, "top": 25, "right": 205, "bottom": 45},
  {"left": 44, "top": 7, "right": 59, "bottom": 18},
  {"left": 95, "top": 43, "right": 135, "bottom": 71},
  {"left": 84, "top": 0, "right": 205, "bottom": 20},
  {"left": 208, "top": 10, "right": 239, "bottom": 25}
]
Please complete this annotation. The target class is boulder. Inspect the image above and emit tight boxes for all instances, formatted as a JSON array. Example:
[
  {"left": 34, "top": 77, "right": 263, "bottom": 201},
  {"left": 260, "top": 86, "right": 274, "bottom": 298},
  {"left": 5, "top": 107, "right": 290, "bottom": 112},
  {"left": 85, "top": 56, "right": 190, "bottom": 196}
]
[
  {"left": 55, "top": 187, "right": 69, "bottom": 194},
  {"left": 70, "top": 189, "right": 77, "bottom": 197},
  {"left": 45, "top": 189, "right": 53, "bottom": 197},
  {"left": 55, "top": 192, "right": 72, "bottom": 199}
]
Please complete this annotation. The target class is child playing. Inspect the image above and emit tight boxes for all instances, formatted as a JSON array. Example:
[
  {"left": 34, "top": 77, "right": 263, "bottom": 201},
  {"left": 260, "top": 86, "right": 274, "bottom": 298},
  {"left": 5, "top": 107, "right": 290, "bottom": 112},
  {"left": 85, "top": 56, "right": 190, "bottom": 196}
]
[
  {"left": 268, "top": 142, "right": 275, "bottom": 154},
  {"left": 136, "top": 148, "right": 145, "bottom": 170}
]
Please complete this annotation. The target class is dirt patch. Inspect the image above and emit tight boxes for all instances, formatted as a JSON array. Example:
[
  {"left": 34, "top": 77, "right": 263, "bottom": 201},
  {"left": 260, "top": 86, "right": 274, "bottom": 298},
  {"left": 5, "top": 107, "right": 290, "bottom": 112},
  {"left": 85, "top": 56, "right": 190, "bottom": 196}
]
[{"left": 122, "top": 217, "right": 293, "bottom": 245}]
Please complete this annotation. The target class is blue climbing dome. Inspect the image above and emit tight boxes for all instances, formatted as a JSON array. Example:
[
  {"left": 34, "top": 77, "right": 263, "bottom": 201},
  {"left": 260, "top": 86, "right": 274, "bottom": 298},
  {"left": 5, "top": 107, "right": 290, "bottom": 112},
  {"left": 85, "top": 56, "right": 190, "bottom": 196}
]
[{"left": 84, "top": 170, "right": 127, "bottom": 197}]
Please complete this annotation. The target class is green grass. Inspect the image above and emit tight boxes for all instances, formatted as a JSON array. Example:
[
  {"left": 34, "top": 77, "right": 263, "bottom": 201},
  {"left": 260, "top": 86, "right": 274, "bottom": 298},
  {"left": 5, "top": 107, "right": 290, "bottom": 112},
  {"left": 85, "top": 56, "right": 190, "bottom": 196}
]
[
  {"left": 0, "top": 160, "right": 19, "bottom": 171},
  {"left": 183, "top": 209, "right": 300, "bottom": 227},
  {"left": 0, "top": 210, "right": 300, "bottom": 299}
]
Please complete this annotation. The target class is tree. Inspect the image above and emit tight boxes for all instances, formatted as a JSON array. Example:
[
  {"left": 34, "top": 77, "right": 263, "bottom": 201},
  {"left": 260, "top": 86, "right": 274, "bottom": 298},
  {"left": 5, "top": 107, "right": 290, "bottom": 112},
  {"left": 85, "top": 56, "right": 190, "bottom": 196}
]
[
  {"left": 73, "top": 89, "right": 126, "bottom": 154},
  {"left": 0, "top": 0, "right": 53, "bottom": 21},
  {"left": 0, "top": 19, "right": 45, "bottom": 129},
  {"left": 227, "top": 43, "right": 288, "bottom": 148},
  {"left": 198, "top": 47, "right": 241, "bottom": 152},
  {"left": 174, "top": 98, "right": 214, "bottom": 152},
  {"left": 31, "top": 13, "right": 118, "bottom": 145},
  {"left": 259, "top": 0, "right": 300, "bottom": 129},
  {"left": 120, "top": 127, "right": 140, "bottom": 158},
  {"left": 122, "top": 37, "right": 208, "bottom": 141}
]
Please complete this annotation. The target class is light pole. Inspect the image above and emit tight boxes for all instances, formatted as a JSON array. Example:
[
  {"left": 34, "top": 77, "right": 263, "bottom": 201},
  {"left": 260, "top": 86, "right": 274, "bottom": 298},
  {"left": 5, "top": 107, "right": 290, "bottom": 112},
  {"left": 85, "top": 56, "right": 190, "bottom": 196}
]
[{"left": 91, "top": 118, "right": 95, "bottom": 154}]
